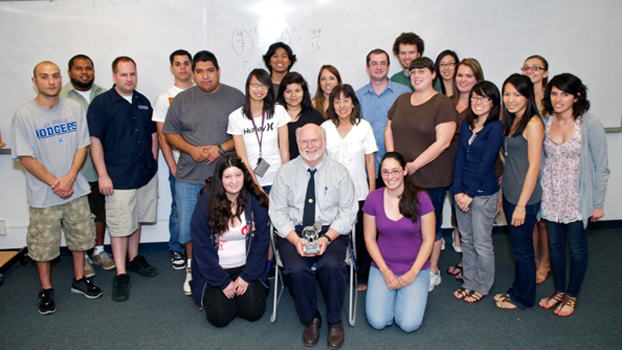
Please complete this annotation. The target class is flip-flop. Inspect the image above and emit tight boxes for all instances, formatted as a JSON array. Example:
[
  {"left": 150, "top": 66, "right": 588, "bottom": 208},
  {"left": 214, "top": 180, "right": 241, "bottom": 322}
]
[{"left": 495, "top": 296, "right": 521, "bottom": 311}]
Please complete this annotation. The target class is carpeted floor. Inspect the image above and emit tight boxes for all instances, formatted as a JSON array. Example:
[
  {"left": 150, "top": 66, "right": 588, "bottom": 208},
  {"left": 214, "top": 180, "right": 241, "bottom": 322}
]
[{"left": 0, "top": 229, "right": 620, "bottom": 350}]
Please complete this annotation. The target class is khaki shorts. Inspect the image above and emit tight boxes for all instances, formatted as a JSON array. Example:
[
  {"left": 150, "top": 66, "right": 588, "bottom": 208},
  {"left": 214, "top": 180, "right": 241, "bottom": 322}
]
[
  {"left": 106, "top": 174, "right": 158, "bottom": 237},
  {"left": 27, "top": 196, "right": 95, "bottom": 262}
]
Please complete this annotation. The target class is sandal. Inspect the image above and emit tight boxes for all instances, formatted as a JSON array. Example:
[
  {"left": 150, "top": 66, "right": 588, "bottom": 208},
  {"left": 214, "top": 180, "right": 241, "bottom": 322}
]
[
  {"left": 555, "top": 295, "right": 577, "bottom": 317},
  {"left": 536, "top": 265, "right": 552, "bottom": 284},
  {"left": 447, "top": 263, "right": 463, "bottom": 276},
  {"left": 494, "top": 293, "right": 509, "bottom": 302},
  {"left": 453, "top": 287, "right": 469, "bottom": 300},
  {"left": 357, "top": 284, "right": 367, "bottom": 292},
  {"left": 495, "top": 296, "right": 521, "bottom": 311},
  {"left": 464, "top": 290, "right": 485, "bottom": 303},
  {"left": 539, "top": 290, "right": 565, "bottom": 310}
]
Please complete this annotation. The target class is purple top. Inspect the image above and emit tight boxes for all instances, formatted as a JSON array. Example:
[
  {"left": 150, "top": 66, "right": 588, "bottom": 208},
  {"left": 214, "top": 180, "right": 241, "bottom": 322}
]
[{"left": 362, "top": 188, "right": 434, "bottom": 275}]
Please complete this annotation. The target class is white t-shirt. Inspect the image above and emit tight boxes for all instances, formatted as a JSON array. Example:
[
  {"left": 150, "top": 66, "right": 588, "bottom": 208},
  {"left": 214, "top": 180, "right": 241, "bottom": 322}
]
[
  {"left": 218, "top": 212, "right": 247, "bottom": 268},
  {"left": 153, "top": 85, "right": 187, "bottom": 163},
  {"left": 321, "top": 119, "right": 378, "bottom": 201},
  {"left": 227, "top": 104, "right": 291, "bottom": 187}
]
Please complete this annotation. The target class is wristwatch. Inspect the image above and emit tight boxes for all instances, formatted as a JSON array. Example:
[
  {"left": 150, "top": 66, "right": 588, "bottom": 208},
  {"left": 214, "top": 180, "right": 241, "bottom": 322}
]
[
  {"left": 218, "top": 143, "right": 225, "bottom": 155},
  {"left": 321, "top": 234, "right": 332, "bottom": 246}
]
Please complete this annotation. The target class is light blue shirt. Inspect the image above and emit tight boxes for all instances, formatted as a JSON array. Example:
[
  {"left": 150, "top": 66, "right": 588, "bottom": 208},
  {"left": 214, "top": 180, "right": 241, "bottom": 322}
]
[{"left": 355, "top": 79, "right": 410, "bottom": 171}]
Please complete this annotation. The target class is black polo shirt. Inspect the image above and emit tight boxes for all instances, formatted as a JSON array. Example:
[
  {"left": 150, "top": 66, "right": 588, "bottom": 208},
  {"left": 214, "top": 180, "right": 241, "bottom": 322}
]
[{"left": 87, "top": 85, "right": 157, "bottom": 190}]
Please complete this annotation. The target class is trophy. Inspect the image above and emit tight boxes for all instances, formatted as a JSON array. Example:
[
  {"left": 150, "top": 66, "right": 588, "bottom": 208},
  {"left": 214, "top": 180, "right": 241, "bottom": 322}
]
[{"left": 302, "top": 221, "right": 322, "bottom": 255}]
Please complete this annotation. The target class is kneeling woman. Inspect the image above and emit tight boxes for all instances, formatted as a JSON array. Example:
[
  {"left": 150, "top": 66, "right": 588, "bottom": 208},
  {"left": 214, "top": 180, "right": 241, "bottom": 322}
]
[
  {"left": 363, "top": 152, "right": 435, "bottom": 332},
  {"left": 190, "top": 154, "right": 270, "bottom": 327}
]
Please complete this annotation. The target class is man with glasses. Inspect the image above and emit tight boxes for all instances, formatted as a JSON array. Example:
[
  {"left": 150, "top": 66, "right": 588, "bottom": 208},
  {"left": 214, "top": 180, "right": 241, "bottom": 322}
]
[
  {"left": 162, "top": 50, "right": 244, "bottom": 296},
  {"left": 269, "top": 124, "right": 357, "bottom": 349}
]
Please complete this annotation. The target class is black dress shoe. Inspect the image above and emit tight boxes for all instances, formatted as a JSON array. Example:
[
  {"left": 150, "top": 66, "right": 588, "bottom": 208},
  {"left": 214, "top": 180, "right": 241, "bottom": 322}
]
[
  {"left": 303, "top": 317, "right": 321, "bottom": 347},
  {"left": 327, "top": 321, "right": 344, "bottom": 349}
]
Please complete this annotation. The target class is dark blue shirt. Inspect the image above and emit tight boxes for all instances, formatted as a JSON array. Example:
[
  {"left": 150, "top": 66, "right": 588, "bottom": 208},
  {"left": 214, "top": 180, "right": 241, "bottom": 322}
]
[
  {"left": 453, "top": 120, "right": 504, "bottom": 197},
  {"left": 87, "top": 86, "right": 157, "bottom": 189}
]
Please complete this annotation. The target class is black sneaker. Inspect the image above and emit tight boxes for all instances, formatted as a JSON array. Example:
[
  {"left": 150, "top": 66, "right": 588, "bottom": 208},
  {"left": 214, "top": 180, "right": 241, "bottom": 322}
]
[
  {"left": 38, "top": 288, "right": 56, "bottom": 315},
  {"left": 171, "top": 251, "right": 186, "bottom": 270},
  {"left": 71, "top": 277, "right": 103, "bottom": 299},
  {"left": 112, "top": 274, "right": 130, "bottom": 301},
  {"left": 127, "top": 255, "right": 158, "bottom": 277}
]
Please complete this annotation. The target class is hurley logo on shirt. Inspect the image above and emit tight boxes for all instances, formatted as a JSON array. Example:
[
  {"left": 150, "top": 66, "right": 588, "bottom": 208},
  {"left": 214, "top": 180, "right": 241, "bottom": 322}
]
[
  {"left": 35, "top": 118, "right": 77, "bottom": 144},
  {"left": 243, "top": 122, "right": 274, "bottom": 135}
]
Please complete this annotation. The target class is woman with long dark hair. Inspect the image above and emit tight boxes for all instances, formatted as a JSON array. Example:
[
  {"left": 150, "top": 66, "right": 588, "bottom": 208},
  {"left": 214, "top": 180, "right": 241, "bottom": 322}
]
[
  {"left": 452, "top": 81, "right": 504, "bottom": 303},
  {"left": 322, "top": 84, "right": 377, "bottom": 292},
  {"left": 537, "top": 74, "right": 609, "bottom": 317},
  {"left": 494, "top": 74, "right": 544, "bottom": 310},
  {"left": 311, "top": 65, "right": 342, "bottom": 119},
  {"left": 435, "top": 50, "right": 460, "bottom": 97},
  {"left": 363, "top": 152, "right": 435, "bottom": 332},
  {"left": 277, "top": 72, "right": 324, "bottom": 159},
  {"left": 227, "top": 68, "right": 290, "bottom": 195},
  {"left": 190, "top": 154, "right": 270, "bottom": 327},
  {"left": 385, "top": 57, "right": 458, "bottom": 292}
]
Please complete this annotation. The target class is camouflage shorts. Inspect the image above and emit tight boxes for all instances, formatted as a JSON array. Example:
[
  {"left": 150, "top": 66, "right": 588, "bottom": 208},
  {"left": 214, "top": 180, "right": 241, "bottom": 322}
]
[{"left": 27, "top": 195, "right": 95, "bottom": 262}]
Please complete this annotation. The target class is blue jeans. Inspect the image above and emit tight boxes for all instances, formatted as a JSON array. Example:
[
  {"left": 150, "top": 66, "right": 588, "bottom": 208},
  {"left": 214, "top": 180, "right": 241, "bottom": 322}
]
[
  {"left": 366, "top": 266, "right": 429, "bottom": 332},
  {"left": 168, "top": 172, "right": 183, "bottom": 252},
  {"left": 426, "top": 187, "right": 449, "bottom": 241},
  {"left": 175, "top": 180, "right": 203, "bottom": 245},
  {"left": 545, "top": 220, "right": 588, "bottom": 298},
  {"left": 503, "top": 197, "right": 540, "bottom": 309}
]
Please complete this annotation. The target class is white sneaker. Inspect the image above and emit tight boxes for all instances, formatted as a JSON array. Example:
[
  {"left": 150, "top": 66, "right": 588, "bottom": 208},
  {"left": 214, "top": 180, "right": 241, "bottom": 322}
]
[
  {"left": 441, "top": 238, "right": 446, "bottom": 251},
  {"left": 183, "top": 266, "right": 192, "bottom": 296},
  {"left": 84, "top": 256, "right": 95, "bottom": 278},
  {"left": 429, "top": 270, "right": 441, "bottom": 292}
]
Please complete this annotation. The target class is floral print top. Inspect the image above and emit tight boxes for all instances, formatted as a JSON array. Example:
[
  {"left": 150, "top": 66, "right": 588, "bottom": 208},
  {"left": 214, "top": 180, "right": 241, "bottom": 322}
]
[{"left": 540, "top": 116, "right": 582, "bottom": 223}]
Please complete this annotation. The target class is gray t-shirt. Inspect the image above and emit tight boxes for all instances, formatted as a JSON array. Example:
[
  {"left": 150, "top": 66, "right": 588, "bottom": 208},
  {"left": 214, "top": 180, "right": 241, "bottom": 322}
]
[
  {"left": 162, "top": 84, "right": 244, "bottom": 184},
  {"left": 11, "top": 98, "right": 91, "bottom": 208}
]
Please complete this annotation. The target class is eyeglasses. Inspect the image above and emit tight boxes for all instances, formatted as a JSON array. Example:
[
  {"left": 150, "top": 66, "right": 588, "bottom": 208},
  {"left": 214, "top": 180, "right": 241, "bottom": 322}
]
[
  {"left": 520, "top": 66, "right": 545, "bottom": 72},
  {"left": 380, "top": 169, "right": 403, "bottom": 177},
  {"left": 250, "top": 83, "right": 270, "bottom": 90},
  {"left": 439, "top": 62, "right": 456, "bottom": 69},
  {"left": 470, "top": 96, "right": 491, "bottom": 103}
]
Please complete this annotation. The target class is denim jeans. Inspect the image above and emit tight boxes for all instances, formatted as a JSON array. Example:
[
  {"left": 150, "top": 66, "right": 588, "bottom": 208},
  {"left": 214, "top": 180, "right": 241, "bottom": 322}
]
[
  {"left": 426, "top": 187, "right": 450, "bottom": 241},
  {"left": 455, "top": 193, "right": 498, "bottom": 295},
  {"left": 366, "top": 266, "right": 429, "bottom": 332},
  {"left": 544, "top": 220, "right": 588, "bottom": 298},
  {"left": 503, "top": 197, "right": 540, "bottom": 309},
  {"left": 168, "top": 172, "right": 183, "bottom": 252},
  {"left": 175, "top": 180, "right": 203, "bottom": 245}
]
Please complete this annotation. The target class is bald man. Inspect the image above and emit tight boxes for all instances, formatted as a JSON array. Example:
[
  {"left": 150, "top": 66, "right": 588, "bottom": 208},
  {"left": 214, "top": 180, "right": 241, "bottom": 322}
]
[{"left": 11, "top": 61, "right": 103, "bottom": 315}]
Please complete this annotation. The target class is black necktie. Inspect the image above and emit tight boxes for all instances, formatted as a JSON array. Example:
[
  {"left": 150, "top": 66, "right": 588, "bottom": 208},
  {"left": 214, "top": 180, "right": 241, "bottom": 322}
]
[{"left": 303, "top": 169, "right": 316, "bottom": 227}]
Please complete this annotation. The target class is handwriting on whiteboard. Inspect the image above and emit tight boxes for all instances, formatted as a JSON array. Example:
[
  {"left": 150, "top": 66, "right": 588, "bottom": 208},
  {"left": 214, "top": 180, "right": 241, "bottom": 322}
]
[{"left": 231, "top": 26, "right": 322, "bottom": 56}]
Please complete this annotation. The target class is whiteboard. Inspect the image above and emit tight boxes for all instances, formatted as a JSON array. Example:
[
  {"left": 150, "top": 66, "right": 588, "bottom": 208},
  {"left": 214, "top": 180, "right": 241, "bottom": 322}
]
[{"left": 0, "top": 0, "right": 620, "bottom": 134}]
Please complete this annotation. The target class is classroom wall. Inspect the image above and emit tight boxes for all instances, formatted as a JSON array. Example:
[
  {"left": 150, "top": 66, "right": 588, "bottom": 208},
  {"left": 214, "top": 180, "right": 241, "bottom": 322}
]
[{"left": 1, "top": 0, "right": 621, "bottom": 249}]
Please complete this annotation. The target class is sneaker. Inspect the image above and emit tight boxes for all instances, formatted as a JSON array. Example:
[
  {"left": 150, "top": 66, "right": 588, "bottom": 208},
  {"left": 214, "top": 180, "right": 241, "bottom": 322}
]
[
  {"left": 71, "top": 277, "right": 103, "bottom": 299},
  {"left": 183, "top": 266, "right": 192, "bottom": 296},
  {"left": 92, "top": 251, "right": 116, "bottom": 270},
  {"left": 429, "top": 270, "right": 442, "bottom": 292},
  {"left": 84, "top": 256, "right": 96, "bottom": 278},
  {"left": 38, "top": 288, "right": 56, "bottom": 315},
  {"left": 127, "top": 255, "right": 158, "bottom": 277},
  {"left": 112, "top": 274, "right": 130, "bottom": 301},
  {"left": 171, "top": 251, "right": 186, "bottom": 270},
  {"left": 441, "top": 238, "right": 446, "bottom": 251}
]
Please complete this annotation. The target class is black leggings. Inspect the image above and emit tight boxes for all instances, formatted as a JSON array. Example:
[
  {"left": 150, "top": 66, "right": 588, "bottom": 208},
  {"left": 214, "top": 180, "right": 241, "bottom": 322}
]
[{"left": 203, "top": 266, "right": 267, "bottom": 327}]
